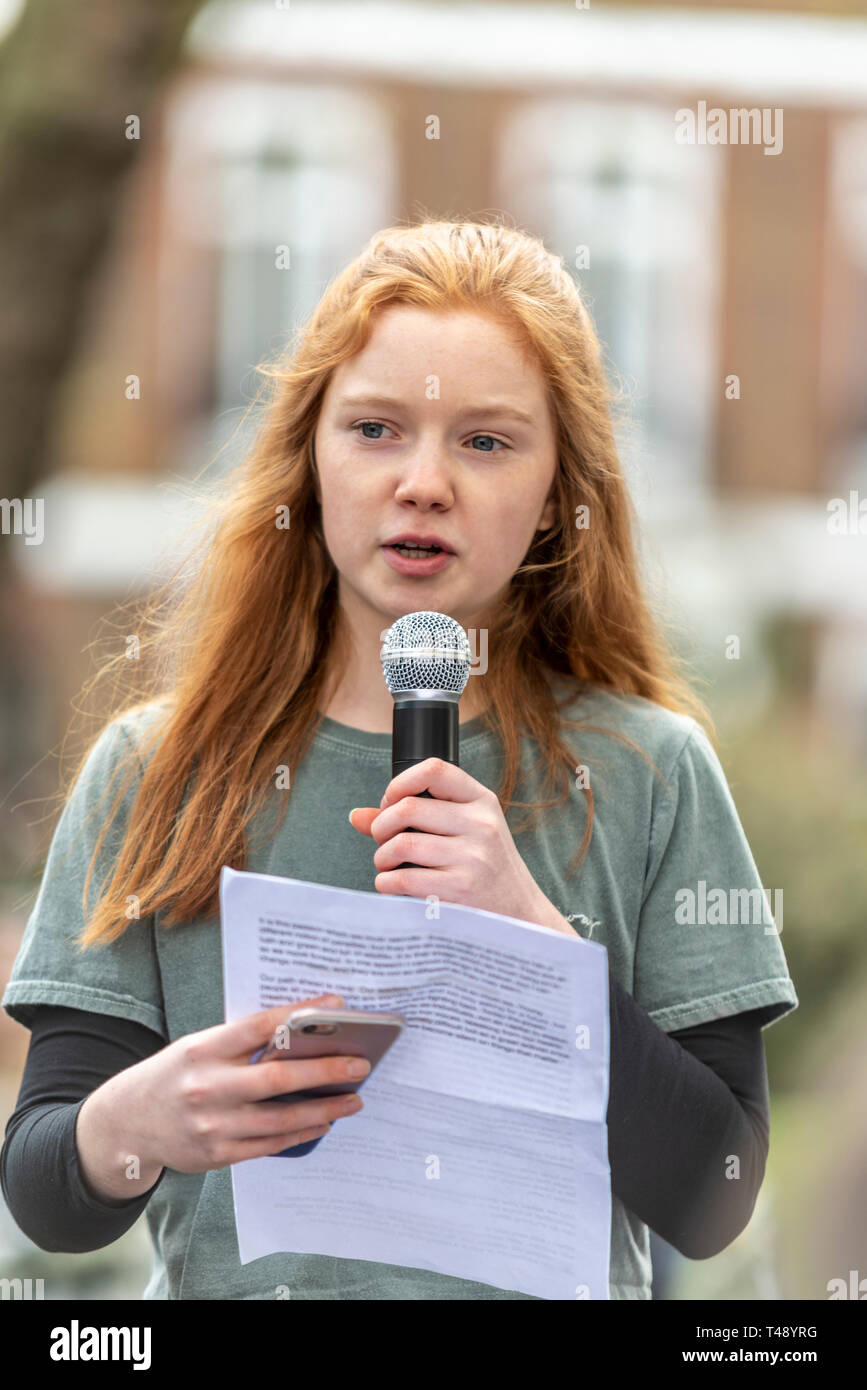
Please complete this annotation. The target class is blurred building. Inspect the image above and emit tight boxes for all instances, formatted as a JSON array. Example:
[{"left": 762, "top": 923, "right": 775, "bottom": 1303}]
[
  {"left": 10, "top": 0, "right": 867, "bottom": 760},
  {"left": 2, "top": 0, "right": 865, "bottom": 1304}
]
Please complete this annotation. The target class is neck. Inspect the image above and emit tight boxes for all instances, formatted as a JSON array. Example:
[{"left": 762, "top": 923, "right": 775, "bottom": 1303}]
[{"left": 321, "top": 689, "right": 486, "bottom": 735}]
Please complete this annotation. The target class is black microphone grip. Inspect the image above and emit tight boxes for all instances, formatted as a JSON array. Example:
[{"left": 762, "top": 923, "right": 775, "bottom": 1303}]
[{"left": 391, "top": 699, "right": 459, "bottom": 872}]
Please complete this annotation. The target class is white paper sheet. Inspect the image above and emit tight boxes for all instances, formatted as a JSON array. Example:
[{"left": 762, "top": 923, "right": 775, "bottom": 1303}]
[{"left": 220, "top": 866, "right": 611, "bottom": 1299}]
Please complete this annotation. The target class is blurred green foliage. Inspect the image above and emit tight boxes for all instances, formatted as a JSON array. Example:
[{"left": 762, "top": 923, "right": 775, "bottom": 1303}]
[{"left": 707, "top": 617, "right": 867, "bottom": 1091}]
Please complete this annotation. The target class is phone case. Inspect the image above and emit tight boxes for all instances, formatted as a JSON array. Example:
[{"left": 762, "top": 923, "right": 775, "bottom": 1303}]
[{"left": 251, "top": 1008, "right": 404, "bottom": 1157}]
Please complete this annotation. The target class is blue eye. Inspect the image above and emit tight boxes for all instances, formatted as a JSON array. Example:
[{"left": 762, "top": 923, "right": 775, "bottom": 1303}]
[
  {"left": 470, "top": 434, "right": 506, "bottom": 452},
  {"left": 352, "top": 420, "right": 392, "bottom": 440},
  {"left": 350, "top": 422, "right": 508, "bottom": 452}
]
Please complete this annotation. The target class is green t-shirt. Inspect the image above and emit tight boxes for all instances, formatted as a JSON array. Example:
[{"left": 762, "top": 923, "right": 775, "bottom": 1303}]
[{"left": 2, "top": 678, "right": 798, "bottom": 1299}]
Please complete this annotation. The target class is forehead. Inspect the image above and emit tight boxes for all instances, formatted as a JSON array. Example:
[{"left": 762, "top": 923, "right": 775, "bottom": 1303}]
[{"left": 327, "top": 304, "right": 545, "bottom": 400}]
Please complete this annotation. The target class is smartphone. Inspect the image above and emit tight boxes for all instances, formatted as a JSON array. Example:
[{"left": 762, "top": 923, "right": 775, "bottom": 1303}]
[{"left": 251, "top": 1007, "right": 405, "bottom": 1157}]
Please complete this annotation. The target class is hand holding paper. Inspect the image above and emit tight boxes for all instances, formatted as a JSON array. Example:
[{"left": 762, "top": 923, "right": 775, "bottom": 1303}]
[{"left": 220, "top": 866, "right": 612, "bottom": 1299}]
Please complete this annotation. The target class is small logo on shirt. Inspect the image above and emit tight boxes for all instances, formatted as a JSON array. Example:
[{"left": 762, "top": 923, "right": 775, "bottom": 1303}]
[{"left": 564, "top": 913, "right": 601, "bottom": 938}]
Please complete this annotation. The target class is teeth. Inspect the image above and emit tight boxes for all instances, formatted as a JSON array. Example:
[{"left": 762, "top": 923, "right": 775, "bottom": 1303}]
[{"left": 394, "top": 543, "right": 441, "bottom": 554}]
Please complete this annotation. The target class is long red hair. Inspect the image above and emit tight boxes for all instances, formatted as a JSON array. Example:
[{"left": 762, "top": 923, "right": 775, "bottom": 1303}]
[{"left": 71, "top": 215, "right": 712, "bottom": 947}]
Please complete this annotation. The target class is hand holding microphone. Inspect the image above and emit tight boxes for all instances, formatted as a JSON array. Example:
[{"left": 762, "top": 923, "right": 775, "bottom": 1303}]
[{"left": 348, "top": 610, "right": 563, "bottom": 927}]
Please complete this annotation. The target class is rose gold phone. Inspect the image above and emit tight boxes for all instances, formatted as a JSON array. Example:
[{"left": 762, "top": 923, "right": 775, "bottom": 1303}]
[{"left": 251, "top": 1007, "right": 405, "bottom": 1157}]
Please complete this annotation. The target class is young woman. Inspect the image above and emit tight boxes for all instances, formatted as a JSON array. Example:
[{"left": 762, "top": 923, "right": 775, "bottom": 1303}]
[{"left": 1, "top": 218, "right": 797, "bottom": 1300}]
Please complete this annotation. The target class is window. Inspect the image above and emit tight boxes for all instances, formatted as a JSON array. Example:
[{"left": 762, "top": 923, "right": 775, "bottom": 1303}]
[
  {"left": 160, "top": 78, "right": 396, "bottom": 469},
  {"left": 497, "top": 98, "right": 723, "bottom": 509}
]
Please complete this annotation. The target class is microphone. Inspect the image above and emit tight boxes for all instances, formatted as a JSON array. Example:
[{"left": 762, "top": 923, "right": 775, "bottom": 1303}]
[{"left": 380, "top": 611, "right": 472, "bottom": 871}]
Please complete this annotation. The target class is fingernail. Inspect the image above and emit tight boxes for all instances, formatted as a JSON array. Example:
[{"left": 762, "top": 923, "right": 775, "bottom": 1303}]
[{"left": 348, "top": 808, "right": 359, "bottom": 822}]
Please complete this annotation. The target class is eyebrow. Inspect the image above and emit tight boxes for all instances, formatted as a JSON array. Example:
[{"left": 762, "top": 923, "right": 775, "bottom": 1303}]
[{"left": 335, "top": 393, "right": 535, "bottom": 426}]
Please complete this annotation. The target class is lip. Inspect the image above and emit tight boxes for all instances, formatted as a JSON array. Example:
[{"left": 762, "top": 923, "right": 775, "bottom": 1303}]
[
  {"left": 381, "top": 545, "right": 456, "bottom": 577},
  {"left": 382, "top": 533, "right": 455, "bottom": 553}
]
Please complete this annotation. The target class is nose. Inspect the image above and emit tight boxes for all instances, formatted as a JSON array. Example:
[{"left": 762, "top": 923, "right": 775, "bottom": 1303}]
[{"left": 392, "top": 446, "right": 455, "bottom": 509}]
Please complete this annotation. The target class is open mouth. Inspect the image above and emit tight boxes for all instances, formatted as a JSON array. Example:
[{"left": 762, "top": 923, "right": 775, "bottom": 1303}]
[
  {"left": 382, "top": 543, "right": 455, "bottom": 576},
  {"left": 389, "top": 543, "right": 444, "bottom": 558}
]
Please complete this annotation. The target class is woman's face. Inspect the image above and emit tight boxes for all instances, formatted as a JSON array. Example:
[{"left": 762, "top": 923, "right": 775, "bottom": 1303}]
[{"left": 313, "top": 304, "right": 559, "bottom": 634}]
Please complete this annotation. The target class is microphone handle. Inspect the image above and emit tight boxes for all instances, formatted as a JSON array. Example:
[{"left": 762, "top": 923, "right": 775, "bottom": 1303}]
[{"left": 392, "top": 698, "right": 459, "bottom": 871}]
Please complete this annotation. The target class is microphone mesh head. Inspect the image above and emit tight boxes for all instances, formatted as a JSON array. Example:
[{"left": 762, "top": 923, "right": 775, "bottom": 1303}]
[{"left": 381, "top": 611, "right": 472, "bottom": 696}]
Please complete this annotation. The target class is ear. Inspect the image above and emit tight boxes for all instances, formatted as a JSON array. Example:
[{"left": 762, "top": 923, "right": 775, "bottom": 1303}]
[{"left": 537, "top": 493, "right": 557, "bottom": 534}]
